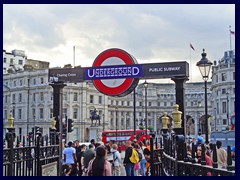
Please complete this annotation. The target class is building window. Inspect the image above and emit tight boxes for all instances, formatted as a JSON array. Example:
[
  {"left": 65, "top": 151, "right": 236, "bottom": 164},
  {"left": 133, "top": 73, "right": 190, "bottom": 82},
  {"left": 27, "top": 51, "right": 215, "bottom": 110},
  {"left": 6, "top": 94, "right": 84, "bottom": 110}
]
[
  {"left": 18, "top": 93, "right": 22, "bottom": 103},
  {"left": 4, "top": 57, "right": 7, "bottom": 63},
  {"left": 40, "top": 77, "right": 44, "bottom": 84},
  {"left": 139, "top": 112, "right": 142, "bottom": 117},
  {"left": 33, "top": 93, "right": 36, "bottom": 102},
  {"left": 171, "top": 102, "right": 174, "bottom": 106},
  {"left": 18, "top": 59, "right": 23, "bottom": 65},
  {"left": 32, "top": 108, "right": 36, "bottom": 119},
  {"left": 20, "top": 79, "right": 23, "bottom": 86},
  {"left": 222, "top": 102, "right": 227, "bottom": 113},
  {"left": 139, "top": 102, "right": 142, "bottom": 107},
  {"left": 40, "top": 108, "right": 44, "bottom": 119},
  {"left": 40, "top": 92, "right": 44, "bottom": 101},
  {"left": 90, "top": 95, "right": 94, "bottom": 103},
  {"left": 63, "top": 93, "right": 67, "bottom": 101},
  {"left": 33, "top": 79, "right": 36, "bottom": 85},
  {"left": 122, "top": 101, "right": 124, "bottom": 106},
  {"left": 127, "top": 101, "right": 130, "bottom": 106},
  {"left": 126, "top": 118, "right": 130, "bottom": 128},
  {"left": 223, "top": 119, "right": 227, "bottom": 125},
  {"left": 73, "top": 108, "right": 78, "bottom": 119},
  {"left": 50, "top": 109, "right": 53, "bottom": 119},
  {"left": 4, "top": 110, "right": 7, "bottom": 120},
  {"left": 5, "top": 95, "right": 8, "bottom": 104},
  {"left": 121, "top": 119, "right": 124, "bottom": 128},
  {"left": 12, "top": 94, "right": 16, "bottom": 103},
  {"left": 148, "top": 112, "right": 151, "bottom": 116},
  {"left": 73, "top": 92, "right": 78, "bottom": 101},
  {"left": 14, "top": 81, "right": 16, "bottom": 87},
  {"left": 216, "top": 75, "right": 218, "bottom": 83},
  {"left": 233, "top": 72, "right": 235, "bottom": 80},
  {"left": 157, "top": 102, "right": 160, "bottom": 106},
  {"left": 111, "top": 118, "right": 114, "bottom": 127},
  {"left": 10, "top": 58, "right": 14, "bottom": 64},
  {"left": 116, "top": 100, "right": 119, "bottom": 106},
  {"left": 164, "top": 102, "right": 167, "bottom": 106},
  {"left": 221, "top": 73, "right": 226, "bottom": 81},
  {"left": 63, "top": 108, "right": 67, "bottom": 119},
  {"left": 98, "top": 96, "right": 102, "bottom": 104},
  {"left": 18, "top": 109, "right": 22, "bottom": 119},
  {"left": 222, "top": 89, "right": 226, "bottom": 95},
  {"left": 148, "top": 102, "right": 152, "bottom": 106}
]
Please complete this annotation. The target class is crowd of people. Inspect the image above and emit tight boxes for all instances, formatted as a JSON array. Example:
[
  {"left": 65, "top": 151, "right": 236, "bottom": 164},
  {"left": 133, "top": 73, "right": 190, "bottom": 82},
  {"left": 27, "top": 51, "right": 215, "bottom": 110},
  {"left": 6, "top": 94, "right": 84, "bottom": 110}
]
[
  {"left": 61, "top": 136, "right": 235, "bottom": 176},
  {"left": 185, "top": 135, "right": 235, "bottom": 175},
  {"left": 61, "top": 139, "right": 153, "bottom": 176}
]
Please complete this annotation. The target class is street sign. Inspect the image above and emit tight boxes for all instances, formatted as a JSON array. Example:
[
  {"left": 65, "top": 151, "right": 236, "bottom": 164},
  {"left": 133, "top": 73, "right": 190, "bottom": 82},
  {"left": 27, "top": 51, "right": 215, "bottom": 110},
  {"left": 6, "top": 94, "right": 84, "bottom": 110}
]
[
  {"left": 88, "top": 48, "right": 140, "bottom": 97},
  {"left": 48, "top": 67, "right": 84, "bottom": 83},
  {"left": 48, "top": 48, "right": 189, "bottom": 97}
]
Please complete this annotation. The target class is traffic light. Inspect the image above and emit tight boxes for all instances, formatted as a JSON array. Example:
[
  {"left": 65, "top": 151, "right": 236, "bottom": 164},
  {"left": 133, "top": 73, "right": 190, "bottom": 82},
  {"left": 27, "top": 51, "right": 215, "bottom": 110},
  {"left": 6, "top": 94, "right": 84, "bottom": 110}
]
[
  {"left": 68, "top": 119, "right": 74, "bottom": 132},
  {"left": 35, "top": 126, "right": 42, "bottom": 137}
]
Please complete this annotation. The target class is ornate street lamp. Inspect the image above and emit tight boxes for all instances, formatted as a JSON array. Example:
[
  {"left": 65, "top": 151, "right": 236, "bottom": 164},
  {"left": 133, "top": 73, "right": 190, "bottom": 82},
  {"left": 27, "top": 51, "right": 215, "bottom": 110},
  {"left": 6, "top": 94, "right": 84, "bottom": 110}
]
[
  {"left": 143, "top": 80, "right": 148, "bottom": 141},
  {"left": 196, "top": 49, "right": 212, "bottom": 143}
]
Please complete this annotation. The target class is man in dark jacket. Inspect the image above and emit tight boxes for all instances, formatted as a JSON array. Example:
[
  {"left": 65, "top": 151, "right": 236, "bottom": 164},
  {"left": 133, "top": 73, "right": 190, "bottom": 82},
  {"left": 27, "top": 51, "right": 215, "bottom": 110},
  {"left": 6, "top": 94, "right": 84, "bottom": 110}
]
[
  {"left": 81, "top": 144, "right": 95, "bottom": 176},
  {"left": 123, "top": 140, "right": 134, "bottom": 176}
]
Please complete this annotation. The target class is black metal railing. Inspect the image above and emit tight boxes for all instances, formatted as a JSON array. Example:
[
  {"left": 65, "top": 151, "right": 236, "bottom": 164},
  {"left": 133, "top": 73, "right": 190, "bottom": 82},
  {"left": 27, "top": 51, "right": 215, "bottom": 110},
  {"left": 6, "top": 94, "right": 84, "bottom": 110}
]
[
  {"left": 3, "top": 129, "right": 59, "bottom": 176},
  {"left": 149, "top": 131, "right": 235, "bottom": 176}
]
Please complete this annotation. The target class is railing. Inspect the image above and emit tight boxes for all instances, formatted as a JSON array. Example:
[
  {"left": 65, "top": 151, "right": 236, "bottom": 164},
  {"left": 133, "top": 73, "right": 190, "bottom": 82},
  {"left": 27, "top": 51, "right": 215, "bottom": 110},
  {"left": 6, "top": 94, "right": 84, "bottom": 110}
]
[
  {"left": 3, "top": 129, "right": 59, "bottom": 176},
  {"left": 150, "top": 133, "right": 235, "bottom": 176}
]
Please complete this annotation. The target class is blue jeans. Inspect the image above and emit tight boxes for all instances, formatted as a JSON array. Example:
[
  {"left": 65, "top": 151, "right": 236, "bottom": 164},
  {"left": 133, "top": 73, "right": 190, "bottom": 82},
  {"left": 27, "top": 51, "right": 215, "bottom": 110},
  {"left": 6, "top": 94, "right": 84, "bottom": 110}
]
[
  {"left": 140, "top": 158, "right": 147, "bottom": 176},
  {"left": 125, "top": 163, "right": 134, "bottom": 176}
]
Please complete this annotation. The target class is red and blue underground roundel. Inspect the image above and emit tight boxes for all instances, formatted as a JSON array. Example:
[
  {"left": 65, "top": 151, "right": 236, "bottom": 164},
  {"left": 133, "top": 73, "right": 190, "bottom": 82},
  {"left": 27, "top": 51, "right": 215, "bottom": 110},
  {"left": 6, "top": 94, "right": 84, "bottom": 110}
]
[{"left": 85, "top": 48, "right": 142, "bottom": 97}]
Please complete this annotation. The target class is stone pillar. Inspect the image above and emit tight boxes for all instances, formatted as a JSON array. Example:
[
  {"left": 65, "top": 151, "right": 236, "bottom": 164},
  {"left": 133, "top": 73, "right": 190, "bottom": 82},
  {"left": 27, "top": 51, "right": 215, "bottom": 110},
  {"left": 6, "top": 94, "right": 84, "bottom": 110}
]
[
  {"left": 171, "top": 77, "right": 188, "bottom": 136},
  {"left": 89, "top": 126, "right": 102, "bottom": 142}
]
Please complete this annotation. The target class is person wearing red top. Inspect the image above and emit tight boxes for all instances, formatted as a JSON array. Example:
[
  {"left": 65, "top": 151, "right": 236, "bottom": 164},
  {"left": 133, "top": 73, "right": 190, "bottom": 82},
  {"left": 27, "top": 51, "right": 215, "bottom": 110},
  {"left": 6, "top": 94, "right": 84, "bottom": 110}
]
[{"left": 196, "top": 145, "right": 213, "bottom": 176}]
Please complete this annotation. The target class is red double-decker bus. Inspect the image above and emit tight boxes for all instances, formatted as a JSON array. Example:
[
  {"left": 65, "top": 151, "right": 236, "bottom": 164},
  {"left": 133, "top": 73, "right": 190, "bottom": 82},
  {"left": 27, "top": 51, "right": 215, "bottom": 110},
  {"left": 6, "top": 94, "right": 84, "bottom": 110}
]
[{"left": 102, "top": 129, "right": 150, "bottom": 150}]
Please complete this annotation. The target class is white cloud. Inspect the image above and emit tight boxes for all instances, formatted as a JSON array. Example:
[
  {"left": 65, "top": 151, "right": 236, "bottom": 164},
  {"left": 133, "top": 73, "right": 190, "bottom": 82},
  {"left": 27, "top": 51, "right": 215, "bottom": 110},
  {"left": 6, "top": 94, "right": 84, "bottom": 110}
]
[{"left": 3, "top": 4, "right": 235, "bottom": 82}]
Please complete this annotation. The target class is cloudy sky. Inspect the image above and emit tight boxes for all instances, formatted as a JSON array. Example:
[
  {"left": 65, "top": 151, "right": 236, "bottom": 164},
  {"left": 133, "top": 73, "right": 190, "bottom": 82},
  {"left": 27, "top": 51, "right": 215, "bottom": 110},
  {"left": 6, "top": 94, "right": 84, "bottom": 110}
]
[{"left": 3, "top": 4, "right": 235, "bottom": 82}]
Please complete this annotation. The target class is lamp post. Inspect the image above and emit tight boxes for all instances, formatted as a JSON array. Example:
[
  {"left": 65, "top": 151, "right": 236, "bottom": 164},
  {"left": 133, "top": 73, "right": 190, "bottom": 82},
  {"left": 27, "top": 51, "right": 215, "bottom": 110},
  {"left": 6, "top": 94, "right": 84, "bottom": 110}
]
[
  {"left": 226, "top": 91, "right": 229, "bottom": 126},
  {"left": 214, "top": 107, "right": 217, "bottom": 131},
  {"left": 133, "top": 89, "right": 136, "bottom": 138},
  {"left": 143, "top": 80, "right": 148, "bottom": 141},
  {"left": 115, "top": 106, "right": 118, "bottom": 143},
  {"left": 196, "top": 49, "right": 212, "bottom": 143}
]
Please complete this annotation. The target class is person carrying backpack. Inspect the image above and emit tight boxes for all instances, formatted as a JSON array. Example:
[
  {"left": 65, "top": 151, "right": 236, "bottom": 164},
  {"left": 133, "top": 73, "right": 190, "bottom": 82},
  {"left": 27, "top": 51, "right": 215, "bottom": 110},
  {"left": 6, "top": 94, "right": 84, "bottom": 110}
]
[
  {"left": 123, "top": 140, "right": 135, "bottom": 176},
  {"left": 111, "top": 144, "right": 122, "bottom": 176}
]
